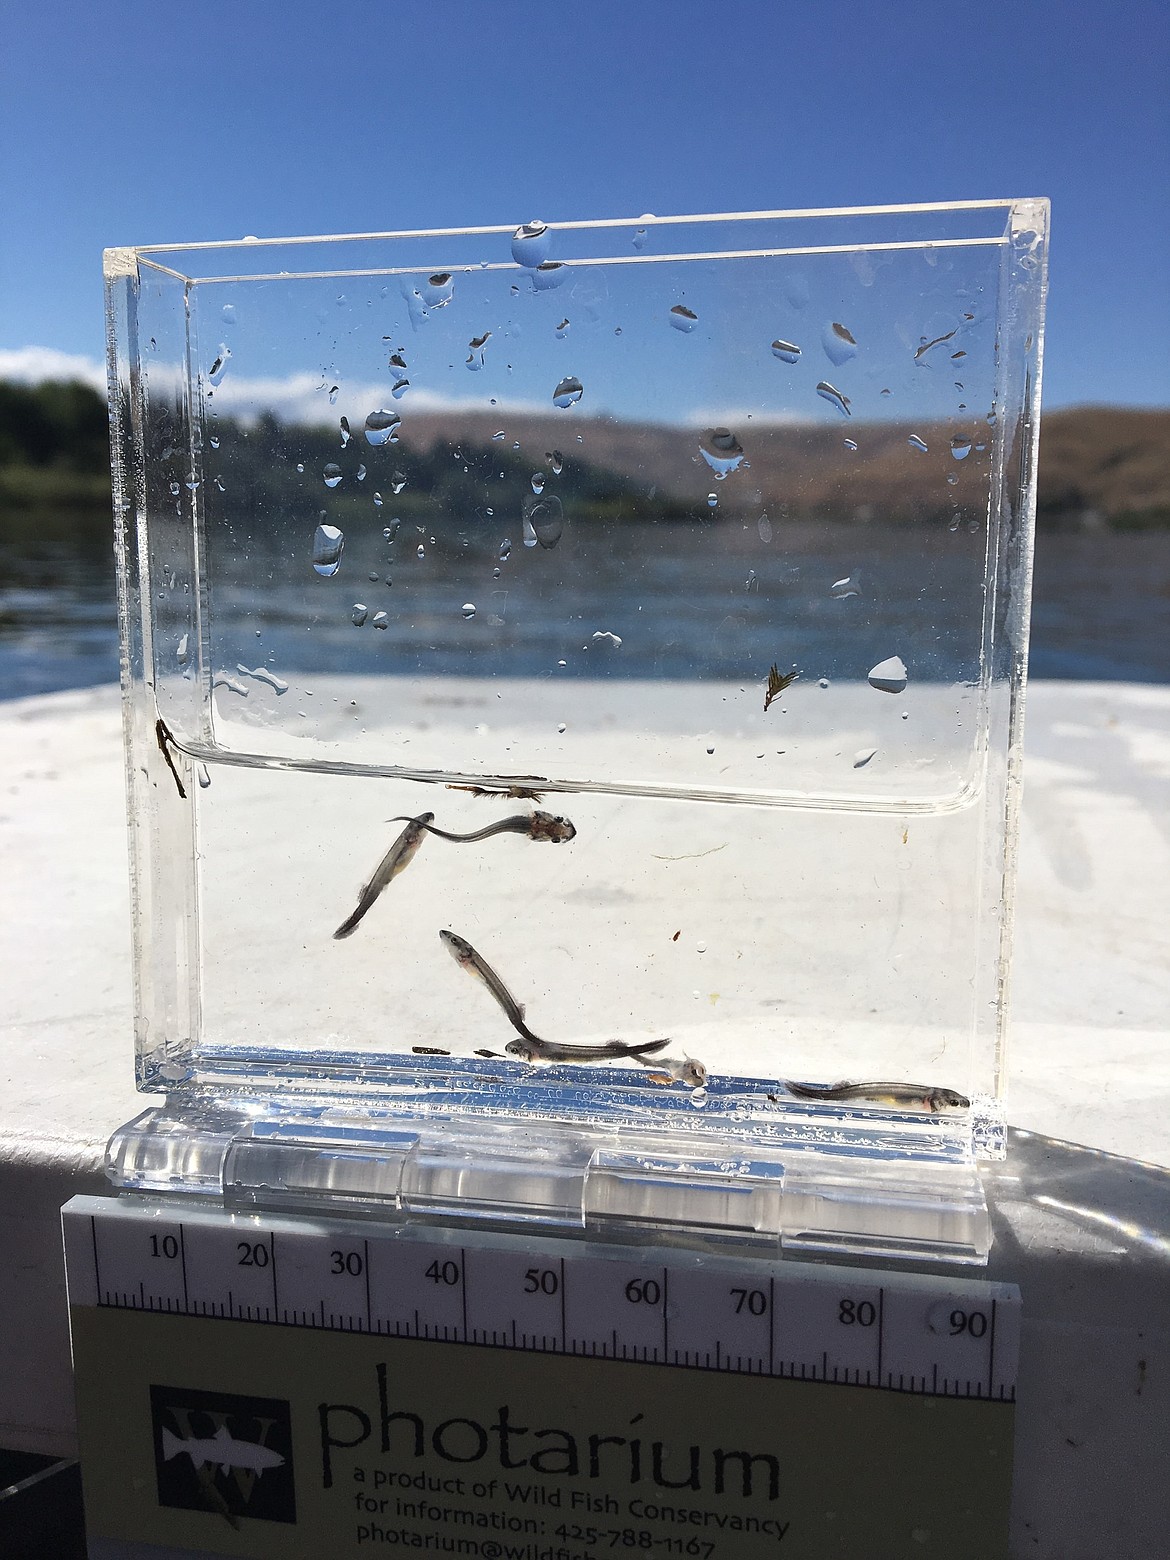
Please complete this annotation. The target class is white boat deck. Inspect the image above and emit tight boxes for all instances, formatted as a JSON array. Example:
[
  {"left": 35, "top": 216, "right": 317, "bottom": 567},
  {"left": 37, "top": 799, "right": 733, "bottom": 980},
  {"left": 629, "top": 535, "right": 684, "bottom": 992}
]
[{"left": 1, "top": 679, "right": 1167, "bottom": 1559}]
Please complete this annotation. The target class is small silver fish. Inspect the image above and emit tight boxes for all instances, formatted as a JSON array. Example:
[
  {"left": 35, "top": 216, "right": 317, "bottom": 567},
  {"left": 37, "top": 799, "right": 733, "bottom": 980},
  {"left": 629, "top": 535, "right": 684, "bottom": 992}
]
[
  {"left": 439, "top": 929, "right": 545, "bottom": 1047},
  {"left": 785, "top": 1079, "right": 969, "bottom": 1112},
  {"left": 439, "top": 930, "right": 670, "bottom": 1064},
  {"left": 389, "top": 811, "right": 575, "bottom": 845},
  {"left": 333, "top": 812, "right": 434, "bottom": 939},
  {"left": 505, "top": 1035, "right": 672, "bottom": 1064},
  {"left": 639, "top": 1054, "right": 708, "bottom": 1087}
]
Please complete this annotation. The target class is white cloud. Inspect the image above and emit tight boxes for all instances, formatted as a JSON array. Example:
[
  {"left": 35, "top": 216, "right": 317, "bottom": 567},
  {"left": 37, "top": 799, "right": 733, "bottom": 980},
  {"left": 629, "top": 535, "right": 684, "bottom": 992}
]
[{"left": 0, "top": 346, "right": 106, "bottom": 390}]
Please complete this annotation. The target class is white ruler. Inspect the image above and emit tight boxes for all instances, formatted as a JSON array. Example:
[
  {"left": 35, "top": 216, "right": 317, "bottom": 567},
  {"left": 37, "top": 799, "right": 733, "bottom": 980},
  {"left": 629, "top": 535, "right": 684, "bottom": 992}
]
[{"left": 63, "top": 1195, "right": 1019, "bottom": 1400}]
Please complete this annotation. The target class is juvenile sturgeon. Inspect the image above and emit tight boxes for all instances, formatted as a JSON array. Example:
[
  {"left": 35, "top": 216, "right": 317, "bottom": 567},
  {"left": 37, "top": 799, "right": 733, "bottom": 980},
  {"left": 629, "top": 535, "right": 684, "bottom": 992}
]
[
  {"left": 638, "top": 1054, "right": 708, "bottom": 1087},
  {"left": 333, "top": 812, "right": 434, "bottom": 939},
  {"left": 784, "top": 1079, "right": 970, "bottom": 1112},
  {"left": 388, "top": 811, "right": 575, "bottom": 844}
]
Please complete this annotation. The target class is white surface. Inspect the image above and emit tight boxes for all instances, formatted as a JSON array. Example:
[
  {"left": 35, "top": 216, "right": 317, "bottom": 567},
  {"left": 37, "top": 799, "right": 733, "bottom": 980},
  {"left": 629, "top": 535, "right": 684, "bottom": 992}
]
[{"left": 1, "top": 679, "right": 1168, "bottom": 1558}]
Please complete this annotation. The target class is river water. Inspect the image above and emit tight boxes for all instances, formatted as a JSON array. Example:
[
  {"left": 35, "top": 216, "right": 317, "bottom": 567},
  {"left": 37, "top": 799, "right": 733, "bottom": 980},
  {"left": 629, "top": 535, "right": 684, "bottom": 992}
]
[{"left": 1, "top": 522, "right": 1167, "bottom": 700}]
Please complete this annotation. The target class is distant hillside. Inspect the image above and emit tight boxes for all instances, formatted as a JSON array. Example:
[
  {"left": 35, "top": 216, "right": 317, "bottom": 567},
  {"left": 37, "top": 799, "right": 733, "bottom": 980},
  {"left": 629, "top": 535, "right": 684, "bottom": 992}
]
[{"left": 1, "top": 381, "right": 1166, "bottom": 529}]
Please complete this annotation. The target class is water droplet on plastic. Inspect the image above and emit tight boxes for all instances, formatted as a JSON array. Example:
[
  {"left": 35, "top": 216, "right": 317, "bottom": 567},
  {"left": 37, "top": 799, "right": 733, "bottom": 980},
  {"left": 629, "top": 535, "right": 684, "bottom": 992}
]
[
  {"left": 591, "top": 630, "right": 623, "bottom": 648},
  {"left": 555, "top": 318, "right": 569, "bottom": 338},
  {"left": 391, "top": 378, "right": 410, "bottom": 399},
  {"left": 853, "top": 747, "right": 877, "bottom": 768},
  {"left": 771, "top": 339, "right": 801, "bottom": 363},
  {"left": 669, "top": 304, "right": 698, "bottom": 332},
  {"left": 816, "top": 382, "right": 851, "bottom": 416},
  {"left": 296, "top": 462, "right": 305, "bottom": 473},
  {"left": 523, "top": 517, "right": 537, "bottom": 548},
  {"left": 986, "top": 409, "right": 998, "bottom": 427},
  {"left": 499, "top": 538, "right": 512, "bottom": 561},
  {"left": 868, "top": 655, "right": 908, "bottom": 694},
  {"left": 423, "top": 272, "right": 454, "bottom": 307},
  {"left": 368, "top": 572, "right": 379, "bottom": 583},
  {"left": 364, "top": 409, "right": 401, "bottom": 446},
  {"left": 416, "top": 543, "right": 425, "bottom": 559},
  {"left": 209, "top": 436, "right": 220, "bottom": 449},
  {"left": 552, "top": 376, "right": 583, "bottom": 409},
  {"left": 632, "top": 227, "right": 647, "bottom": 249},
  {"left": 696, "top": 941, "right": 707, "bottom": 954},
  {"left": 169, "top": 480, "right": 180, "bottom": 497},
  {"left": 323, "top": 463, "right": 343, "bottom": 488},
  {"left": 339, "top": 417, "right": 351, "bottom": 447},
  {"left": 548, "top": 450, "right": 564, "bottom": 475},
  {"left": 531, "top": 471, "right": 545, "bottom": 495},
  {"left": 951, "top": 435, "right": 972, "bottom": 460},
  {"left": 372, "top": 610, "right": 389, "bottom": 629},
  {"left": 843, "top": 438, "right": 858, "bottom": 451},
  {"left": 194, "top": 762, "right": 211, "bottom": 789},
  {"left": 907, "top": 434, "right": 929, "bottom": 453},
  {"left": 532, "top": 260, "right": 566, "bottom": 291},
  {"left": 356, "top": 463, "right": 366, "bottom": 481},
  {"left": 700, "top": 428, "right": 744, "bottom": 477},
  {"left": 351, "top": 603, "right": 368, "bottom": 626},
  {"left": 208, "top": 344, "right": 231, "bottom": 385},
  {"left": 185, "top": 479, "right": 200, "bottom": 492},
  {"left": 706, "top": 493, "right": 718, "bottom": 509},
  {"left": 557, "top": 722, "right": 567, "bottom": 733},
  {"left": 524, "top": 494, "right": 564, "bottom": 548},
  {"left": 822, "top": 321, "right": 858, "bottom": 366},
  {"left": 312, "top": 522, "right": 345, "bottom": 576},
  {"left": 758, "top": 515, "right": 773, "bottom": 543},
  {"left": 373, "top": 492, "right": 384, "bottom": 508},
  {"left": 328, "top": 385, "right": 339, "bottom": 404},
  {"left": 818, "top": 677, "right": 830, "bottom": 689},
  {"left": 466, "top": 332, "right": 491, "bottom": 371},
  {"left": 221, "top": 303, "right": 236, "bottom": 325},
  {"left": 462, "top": 602, "right": 476, "bottom": 619},
  {"left": 706, "top": 745, "right": 715, "bottom": 755},
  {"left": 511, "top": 221, "right": 550, "bottom": 267},
  {"left": 744, "top": 568, "right": 758, "bottom": 592}
]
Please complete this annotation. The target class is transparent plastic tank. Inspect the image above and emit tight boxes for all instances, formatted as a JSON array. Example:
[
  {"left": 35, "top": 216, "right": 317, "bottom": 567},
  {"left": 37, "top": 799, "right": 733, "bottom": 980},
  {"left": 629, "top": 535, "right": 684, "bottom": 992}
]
[{"left": 104, "top": 203, "right": 1048, "bottom": 1263}]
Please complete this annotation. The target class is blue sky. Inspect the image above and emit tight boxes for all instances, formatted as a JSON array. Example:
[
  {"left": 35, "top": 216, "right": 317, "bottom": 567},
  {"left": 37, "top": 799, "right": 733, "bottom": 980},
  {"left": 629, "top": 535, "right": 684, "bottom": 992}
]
[{"left": 1, "top": 0, "right": 1167, "bottom": 409}]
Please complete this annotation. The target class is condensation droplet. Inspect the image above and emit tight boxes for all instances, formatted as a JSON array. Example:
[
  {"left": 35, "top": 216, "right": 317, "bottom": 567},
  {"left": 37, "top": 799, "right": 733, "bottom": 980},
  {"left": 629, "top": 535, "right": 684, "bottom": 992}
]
[
  {"left": 548, "top": 450, "right": 564, "bottom": 475},
  {"left": 511, "top": 221, "right": 550, "bottom": 267},
  {"left": 356, "top": 464, "right": 366, "bottom": 481},
  {"left": 592, "top": 630, "right": 622, "bottom": 648},
  {"left": 822, "top": 321, "right": 858, "bottom": 366},
  {"left": 323, "top": 463, "right": 342, "bottom": 488},
  {"left": 669, "top": 304, "right": 698, "bottom": 332},
  {"left": 373, "top": 492, "right": 384, "bottom": 508},
  {"left": 758, "top": 515, "right": 773, "bottom": 543},
  {"left": 462, "top": 602, "right": 476, "bottom": 619},
  {"left": 908, "top": 434, "right": 929, "bottom": 453},
  {"left": 868, "top": 655, "right": 908, "bottom": 694},
  {"left": 524, "top": 494, "right": 564, "bottom": 548},
  {"left": 532, "top": 260, "right": 566, "bottom": 291},
  {"left": 372, "top": 610, "right": 389, "bottom": 629},
  {"left": 844, "top": 438, "right": 858, "bottom": 451},
  {"left": 818, "top": 677, "right": 830, "bottom": 689},
  {"left": 853, "top": 747, "right": 877, "bottom": 768},
  {"left": 208, "top": 344, "right": 231, "bottom": 385},
  {"left": 552, "top": 376, "right": 583, "bottom": 409},
  {"left": 466, "top": 332, "right": 491, "bottom": 371},
  {"left": 706, "top": 493, "right": 718, "bottom": 509},
  {"left": 169, "top": 481, "right": 180, "bottom": 497},
  {"left": 391, "top": 378, "right": 410, "bottom": 399},
  {"left": 986, "top": 409, "right": 998, "bottom": 427},
  {"left": 312, "top": 522, "right": 344, "bottom": 576},
  {"left": 816, "top": 381, "right": 851, "bottom": 416},
  {"left": 296, "top": 462, "right": 305, "bottom": 473},
  {"left": 632, "top": 227, "right": 646, "bottom": 249},
  {"left": 557, "top": 722, "right": 567, "bottom": 733},
  {"left": 499, "top": 538, "right": 512, "bottom": 561},
  {"left": 947, "top": 473, "right": 959, "bottom": 485},
  {"left": 706, "top": 745, "right": 715, "bottom": 755},
  {"left": 416, "top": 543, "right": 425, "bottom": 559},
  {"left": 700, "top": 428, "right": 744, "bottom": 477},
  {"left": 531, "top": 471, "right": 545, "bottom": 495},
  {"left": 555, "top": 318, "right": 569, "bottom": 338},
  {"left": 423, "top": 272, "right": 454, "bottom": 307},
  {"left": 351, "top": 603, "right": 368, "bottom": 626},
  {"left": 951, "top": 435, "right": 972, "bottom": 460},
  {"left": 771, "top": 339, "right": 801, "bottom": 363},
  {"left": 340, "top": 416, "right": 351, "bottom": 446},
  {"left": 364, "top": 409, "right": 401, "bottom": 446},
  {"left": 196, "top": 762, "right": 212, "bottom": 789}
]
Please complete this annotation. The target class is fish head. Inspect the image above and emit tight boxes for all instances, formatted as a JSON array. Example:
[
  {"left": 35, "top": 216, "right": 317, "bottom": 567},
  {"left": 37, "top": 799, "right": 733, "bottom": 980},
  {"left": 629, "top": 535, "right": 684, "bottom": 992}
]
[
  {"left": 439, "top": 929, "right": 473, "bottom": 964},
  {"left": 505, "top": 1038, "right": 536, "bottom": 1061},
  {"left": 928, "top": 1087, "right": 970, "bottom": 1112},
  {"left": 680, "top": 1059, "right": 708, "bottom": 1087}
]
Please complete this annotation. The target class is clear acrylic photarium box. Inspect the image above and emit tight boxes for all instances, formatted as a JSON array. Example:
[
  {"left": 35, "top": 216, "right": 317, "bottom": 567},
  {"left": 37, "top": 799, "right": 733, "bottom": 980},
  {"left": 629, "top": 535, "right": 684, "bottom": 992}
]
[{"left": 105, "top": 202, "right": 1048, "bottom": 1265}]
